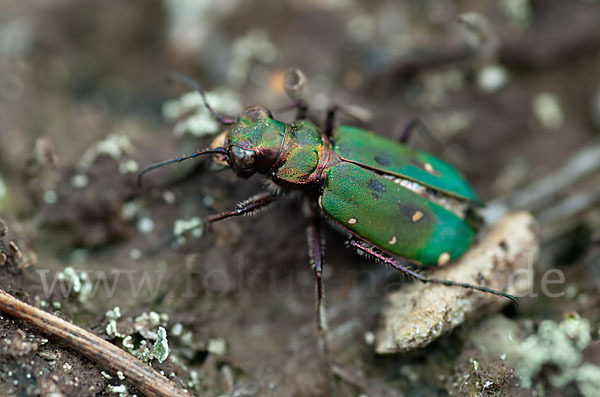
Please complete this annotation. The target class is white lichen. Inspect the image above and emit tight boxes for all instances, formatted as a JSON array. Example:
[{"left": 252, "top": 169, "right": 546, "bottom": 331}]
[
  {"left": 533, "top": 92, "right": 564, "bottom": 131},
  {"left": 77, "top": 133, "right": 135, "bottom": 172},
  {"left": 0, "top": 177, "right": 6, "bottom": 199},
  {"left": 121, "top": 201, "right": 141, "bottom": 221},
  {"left": 153, "top": 327, "right": 170, "bottom": 363},
  {"left": 207, "top": 337, "right": 227, "bottom": 356},
  {"left": 227, "top": 27, "right": 277, "bottom": 87},
  {"left": 513, "top": 316, "right": 596, "bottom": 395},
  {"left": 106, "top": 310, "right": 172, "bottom": 364},
  {"left": 501, "top": 0, "right": 532, "bottom": 28},
  {"left": 162, "top": 89, "right": 242, "bottom": 137},
  {"left": 118, "top": 159, "right": 139, "bottom": 174},
  {"left": 43, "top": 190, "right": 58, "bottom": 205},
  {"left": 163, "top": 0, "right": 240, "bottom": 55},
  {"left": 128, "top": 249, "right": 141, "bottom": 260},
  {"left": 71, "top": 174, "right": 89, "bottom": 189},
  {"left": 105, "top": 306, "right": 122, "bottom": 320},
  {"left": 477, "top": 64, "right": 509, "bottom": 93},
  {"left": 137, "top": 217, "right": 154, "bottom": 234},
  {"left": 105, "top": 384, "right": 128, "bottom": 396},
  {"left": 105, "top": 307, "right": 125, "bottom": 338},
  {"left": 0, "top": 18, "right": 33, "bottom": 57},
  {"left": 172, "top": 217, "right": 203, "bottom": 243},
  {"left": 56, "top": 266, "right": 93, "bottom": 303},
  {"left": 188, "top": 370, "right": 200, "bottom": 389},
  {"left": 171, "top": 323, "right": 183, "bottom": 337}
]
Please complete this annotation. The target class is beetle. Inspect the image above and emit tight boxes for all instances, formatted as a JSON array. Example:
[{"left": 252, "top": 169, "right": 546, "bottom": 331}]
[{"left": 139, "top": 72, "right": 516, "bottom": 342}]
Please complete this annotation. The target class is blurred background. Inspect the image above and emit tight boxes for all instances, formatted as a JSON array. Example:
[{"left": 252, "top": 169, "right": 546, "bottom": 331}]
[{"left": 1, "top": 0, "right": 600, "bottom": 396}]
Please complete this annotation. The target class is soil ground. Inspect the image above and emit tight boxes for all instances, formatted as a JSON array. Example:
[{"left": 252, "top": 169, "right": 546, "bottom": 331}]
[{"left": 1, "top": 1, "right": 600, "bottom": 396}]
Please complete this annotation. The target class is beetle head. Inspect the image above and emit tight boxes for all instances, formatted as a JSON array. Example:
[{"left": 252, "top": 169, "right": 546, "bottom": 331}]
[{"left": 210, "top": 105, "right": 285, "bottom": 178}]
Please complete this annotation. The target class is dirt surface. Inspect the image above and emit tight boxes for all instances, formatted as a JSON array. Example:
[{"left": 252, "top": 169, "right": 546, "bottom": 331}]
[{"left": 1, "top": 1, "right": 600, "bottom": 396}]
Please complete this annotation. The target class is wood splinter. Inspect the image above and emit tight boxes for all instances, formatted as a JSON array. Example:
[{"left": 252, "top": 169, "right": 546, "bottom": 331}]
[{"left": 0, "top": 288, "right": 189, "bottom": 397}]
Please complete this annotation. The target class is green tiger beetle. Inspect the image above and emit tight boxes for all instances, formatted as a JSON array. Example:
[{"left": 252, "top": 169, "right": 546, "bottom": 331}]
[{"left": 139, "top": 71, "right": 516, "bottom": 353}]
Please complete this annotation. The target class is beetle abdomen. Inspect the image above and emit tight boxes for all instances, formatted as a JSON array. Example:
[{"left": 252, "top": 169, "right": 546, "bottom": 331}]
[{"left": 319, "top": 162, "right": 476, "bottom": 266}]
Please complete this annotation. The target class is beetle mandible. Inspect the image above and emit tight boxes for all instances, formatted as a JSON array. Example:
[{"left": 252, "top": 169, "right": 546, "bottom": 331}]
[{"left": 139, "top": 71, "right": 516, "bottom": 341}]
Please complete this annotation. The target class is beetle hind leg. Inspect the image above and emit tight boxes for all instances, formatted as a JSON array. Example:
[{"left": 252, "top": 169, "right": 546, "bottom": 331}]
[{"left": 349, "top": 240, "right": 517, "bottom": 304}]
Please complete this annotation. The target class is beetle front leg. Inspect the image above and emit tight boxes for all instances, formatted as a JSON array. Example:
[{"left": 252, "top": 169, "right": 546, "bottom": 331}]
[
  {"left": 169, "top": 192, "right": 279, "bottom": 244},
  {"left": 205, "top": 191, "right": 279, "bottom": 225}
]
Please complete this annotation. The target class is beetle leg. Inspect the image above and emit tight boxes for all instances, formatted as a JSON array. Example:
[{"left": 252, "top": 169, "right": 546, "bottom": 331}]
[
  {"left": 305, "top": 200, "right": 328, "bottom": 333},
  {"left": 274, "top": 101, "right": 308, "bottom": 120},
  {"left": 399, "top": 118, "right": 418, "bottom": 143},
  {"left": 170, "top": 192, "right": 280, "bottom": 241},
  {"left": 325, "top": 104, "right": 372, "bottom": 138},
  {"left": 205, "top": 191, "right": 279, "bottom": 225},
  {"left": 164, "top": 192, "right": 279, "bottom": 252},
  {"left": 324, "top": 105, "right": 338, "bottom": 138},
  {"left": 296, "top": 102, "right": 308, "bottom": 120},
  {"left": 398, "top": 118, "right": 440, "bottom": 149},
  {"left": 349, "top": 240, "right": 518, "bottom": 303},
  {"left": 305, "top": 199, "right": 338, "bottom": 394}
]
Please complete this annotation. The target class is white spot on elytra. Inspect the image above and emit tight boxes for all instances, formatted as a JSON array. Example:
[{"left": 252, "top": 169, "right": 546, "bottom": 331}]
[
  {"left": 388, "top": 236, "right": 397, "bottom": 245},
  {"left": 348, "top": 218, "right": 357, "bottom": 225},
  {"left": 412, "top": 211, "right": 424, "bottom": 222},
  {"left": 425, "top": 162, "right": 435, "bottom": 174},
  {"left": 438, "top": 252, "right": 450, "bottom": 265}
]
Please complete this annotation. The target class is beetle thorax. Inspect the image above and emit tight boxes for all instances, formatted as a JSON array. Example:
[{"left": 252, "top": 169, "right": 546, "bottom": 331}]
[
  {"left": 270, "top": 120, "right": 327, "bottom": 187},
  {"left": 210, "top": 105, "right": 328, "bottom": 187}
]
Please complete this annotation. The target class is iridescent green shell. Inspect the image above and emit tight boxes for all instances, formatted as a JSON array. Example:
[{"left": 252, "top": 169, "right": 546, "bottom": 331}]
[
  {"left": 320, "top": 162, "right": 476, "bottom": 266},
  {"left": 318, "top": 126, "right": 480, "bottom": 266},
  {"left": 331, "top": 126, "right": 482, "bottom": 205}
]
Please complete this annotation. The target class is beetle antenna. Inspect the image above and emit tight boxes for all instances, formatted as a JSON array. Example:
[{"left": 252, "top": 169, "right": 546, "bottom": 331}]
[
  {"left": 169, "top": 72, "right": 236, "bottom": 125},
  {"left": 137, "top": 147, "right": 227, "bottom": 187}
]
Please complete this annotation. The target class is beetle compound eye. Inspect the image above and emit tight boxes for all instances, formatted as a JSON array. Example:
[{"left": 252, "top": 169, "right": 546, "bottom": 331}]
[
  {"left": 230, "top": 145, "right": 256, "bottom": 170},
  {"left": 242, "top": 105, "right": 272, "bottom": 120}
]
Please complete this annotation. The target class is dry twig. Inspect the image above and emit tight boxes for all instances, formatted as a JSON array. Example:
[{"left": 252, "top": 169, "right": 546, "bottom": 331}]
[{"left": 0, "top": 289, "right": 188, "bottom": 397}]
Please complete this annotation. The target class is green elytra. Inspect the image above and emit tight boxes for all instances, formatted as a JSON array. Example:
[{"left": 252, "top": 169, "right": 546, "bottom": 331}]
[{"left": 217, "top": 107, "right": 480, "bottom": 266}]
